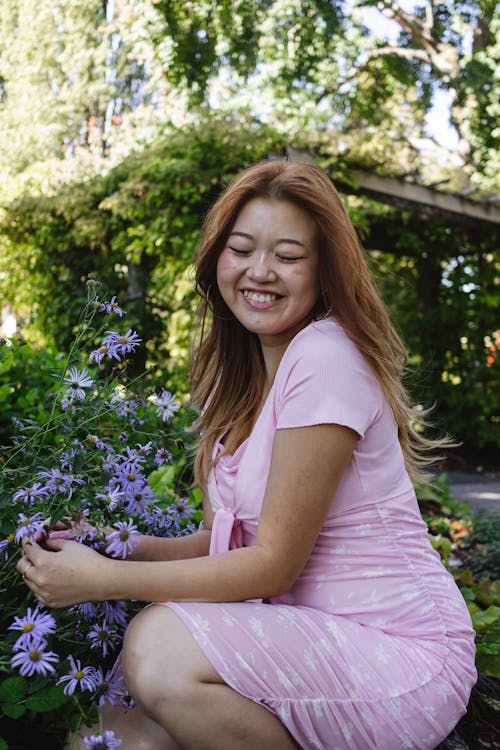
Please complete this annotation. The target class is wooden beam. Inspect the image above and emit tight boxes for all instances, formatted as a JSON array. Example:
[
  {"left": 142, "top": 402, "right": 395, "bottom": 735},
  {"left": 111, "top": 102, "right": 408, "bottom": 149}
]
[{"left": 338, "top": 169, "right": 500, "bottom": 227}]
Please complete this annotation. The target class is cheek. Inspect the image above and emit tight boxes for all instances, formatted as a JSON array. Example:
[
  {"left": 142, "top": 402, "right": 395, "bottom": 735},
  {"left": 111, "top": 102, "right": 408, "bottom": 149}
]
[{"left": 216, "top": 251, "right": 237, "bottom": 280}]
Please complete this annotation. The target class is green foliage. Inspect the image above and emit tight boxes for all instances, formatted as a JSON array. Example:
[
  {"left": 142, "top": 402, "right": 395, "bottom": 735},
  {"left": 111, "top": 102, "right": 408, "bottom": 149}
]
[
  {"left": 417, "top": 476, "right": 500, "bottom": 677},
  {"left": 363, "top": 205, "right": 500, "bottom": 453},
  {"left": 0, "top": 118, "right": 285, "bottom": 388}
]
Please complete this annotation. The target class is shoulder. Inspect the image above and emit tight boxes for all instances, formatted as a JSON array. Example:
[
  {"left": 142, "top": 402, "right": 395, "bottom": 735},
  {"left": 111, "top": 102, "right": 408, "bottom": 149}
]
[
  {"left": 273, "top": 317, "right": 384, "bottom": 436},
  {"left": 278, "top": 317, "right": 374, "bottom": 379}
]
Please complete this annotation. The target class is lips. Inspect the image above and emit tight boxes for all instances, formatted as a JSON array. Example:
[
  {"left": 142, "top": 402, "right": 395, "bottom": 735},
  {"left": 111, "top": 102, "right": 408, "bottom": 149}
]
[{"left": 241, "top": 289, "right": 283, "bottom": 303}]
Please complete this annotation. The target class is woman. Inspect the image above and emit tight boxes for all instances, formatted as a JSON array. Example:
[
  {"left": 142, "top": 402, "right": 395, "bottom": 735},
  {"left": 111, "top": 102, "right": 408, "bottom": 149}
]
[{"left": 18, "top": 161, "right": 477, "bottom": 750}]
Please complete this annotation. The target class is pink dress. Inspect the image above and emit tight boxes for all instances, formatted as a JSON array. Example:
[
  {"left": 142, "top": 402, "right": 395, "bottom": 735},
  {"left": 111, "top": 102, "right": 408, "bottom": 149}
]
[{"left": 165, "top": 318, "right": 477, "bottom": 750}]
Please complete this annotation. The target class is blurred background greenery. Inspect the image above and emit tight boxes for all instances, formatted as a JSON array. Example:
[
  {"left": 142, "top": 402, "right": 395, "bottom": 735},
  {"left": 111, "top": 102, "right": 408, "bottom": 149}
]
[{"left": 0, "top": 0, "right": 498, "bottom": 464}]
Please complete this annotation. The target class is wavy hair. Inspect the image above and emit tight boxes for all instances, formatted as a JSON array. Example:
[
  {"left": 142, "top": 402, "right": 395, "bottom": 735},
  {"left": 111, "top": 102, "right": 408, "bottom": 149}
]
[{"left": 190, "top": 160, "right": 447, "bottom": 490}]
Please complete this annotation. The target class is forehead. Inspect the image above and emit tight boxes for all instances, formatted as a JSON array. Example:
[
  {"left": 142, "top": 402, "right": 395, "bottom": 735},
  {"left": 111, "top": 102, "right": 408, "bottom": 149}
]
[{"left": 231, "top": 198, "right": 317, "bottom": 241}]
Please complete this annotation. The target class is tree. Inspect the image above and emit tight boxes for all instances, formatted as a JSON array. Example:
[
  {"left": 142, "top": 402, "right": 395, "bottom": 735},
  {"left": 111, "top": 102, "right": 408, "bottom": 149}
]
[
  {"left": 153, "top": 0, "right": 499, "bottom": 189},
  {"left": 0, "top": 0, "right": 180, "bottom": 193}
]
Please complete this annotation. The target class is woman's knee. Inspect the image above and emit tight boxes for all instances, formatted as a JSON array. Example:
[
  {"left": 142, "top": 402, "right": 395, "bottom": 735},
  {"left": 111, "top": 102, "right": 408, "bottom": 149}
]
[{"left": 121, "top": 604, "right": 204, "bottom": 714}]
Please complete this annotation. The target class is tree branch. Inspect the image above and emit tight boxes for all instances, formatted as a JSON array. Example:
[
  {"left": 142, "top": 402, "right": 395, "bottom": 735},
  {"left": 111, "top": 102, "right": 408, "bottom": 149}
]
[{"left": 374, "top": 0, "right": 459, "bottom": 80}]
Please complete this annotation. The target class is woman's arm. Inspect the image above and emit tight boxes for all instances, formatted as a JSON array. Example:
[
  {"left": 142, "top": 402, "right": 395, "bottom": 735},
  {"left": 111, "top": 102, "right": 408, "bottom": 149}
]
[
  {"left": 116, "top": 495, "right": 214, "bottom": 561},
  {"left": 19, "top": 424, "right": 355, "bottom": 608},
  {"left": 118, "top": 528, "right": 211, "bottom": 561}
]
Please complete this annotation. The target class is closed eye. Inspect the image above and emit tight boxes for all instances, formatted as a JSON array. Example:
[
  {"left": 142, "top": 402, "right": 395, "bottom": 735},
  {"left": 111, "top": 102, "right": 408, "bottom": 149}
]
[
  {"left": 228, "top": 245, "right": 252, "bottom": 256},
  {"left": 276, "top": 255, "right": 304, "bottom": 263}
]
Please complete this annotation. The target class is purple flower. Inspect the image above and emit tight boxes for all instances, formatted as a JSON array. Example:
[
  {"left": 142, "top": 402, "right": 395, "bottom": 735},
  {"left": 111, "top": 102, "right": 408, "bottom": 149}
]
[
  {"left": 63, "top": 366, "right": 94, "bottom": 401},
  {"left": 87, "top": 619, "right": 120, "bottom": 657},
  {"left": 57, "top": 655, "right": 100, "bottom": 695},
  {"left": 84, "top": 730, "right": 122, "bottom": 749},
  {"left": 171, "top": 495, "right": 195, "bottom": 521},
  {"left": 105, "top": 520, "right": 140, "bottom": 559},
  {"left": 0, "top": 536, "right": 12, "bottom": 560},
  {"left": 154, "top": 448, "right": 172, "bottom": 466},
  {"left": 9, "top": 605, "right": 56, "bottom": 649},
  {"left": 140, "top": 504, "right": 174, "bottom": 534},
  {"left": 12, "top": 417, "right": 25, "bottom": 429},
  {"left": 89, "top": 329, "right": 141, "bottom": 364},
  {"left": 111, "top": 461, "right": 147, "bottom": 495},
  {"left": 13, "top": 482, "right": 50, "bottom": 506},
  {"left": 95, "top": 486, "right": 123, "bottom": 512},
  {"left": 96, "top": 296, "right": 124, "bottom": 317},
  {"left": 150, "top": 389, "right": 180, "bottom": 422},
  {"left": 93, "top": 667, "right": 129, "bottom": 707},
  {"left": 109, "top": 392, "right": 142, "bottom": 424},
  {"left": 14, "top": 512, "right": 46, "bottom": 543},
  {"left": 122, "top": 485, "right": 154, "bottom": 515},
  {"left": 96, "top": 600, "right": 130, "bottom": 629},
  {"left": 36, "top": 468, "right": 84, "bottom": 498},
  {"left": 11, "top": 639, "right": 59, "bottom": 677},
  {"left": 61, "top": 397, "right": 76, "bottom": 413},
  {"left": 71, "top": 601, "right": 99, "bottom": 623}
]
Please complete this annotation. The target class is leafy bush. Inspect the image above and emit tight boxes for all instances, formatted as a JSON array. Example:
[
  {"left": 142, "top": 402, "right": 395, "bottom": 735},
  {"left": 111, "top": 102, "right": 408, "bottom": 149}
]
[
  {"left": 416, "top": 476, "right": 500, "bottom": 678},
  {"left": 0, "top": 285, "right": 200, "bottom": 748}
]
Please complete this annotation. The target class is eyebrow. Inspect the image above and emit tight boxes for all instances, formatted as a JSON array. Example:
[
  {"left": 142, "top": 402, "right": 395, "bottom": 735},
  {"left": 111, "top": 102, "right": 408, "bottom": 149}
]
[{"left": 228, "top": 231, "right": 306, "bottom": 248}]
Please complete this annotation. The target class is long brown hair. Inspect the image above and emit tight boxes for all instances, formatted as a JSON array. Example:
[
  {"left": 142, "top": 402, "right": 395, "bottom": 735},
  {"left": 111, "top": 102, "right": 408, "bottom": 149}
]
[{"left": 190, "top": 160, "right": 446, "bottom": 490}]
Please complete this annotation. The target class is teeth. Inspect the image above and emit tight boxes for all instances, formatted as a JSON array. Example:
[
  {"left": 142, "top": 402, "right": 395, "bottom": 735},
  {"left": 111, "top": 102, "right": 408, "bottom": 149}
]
[{"left": 243, "top": 290, "right": 279, "bottom": 303}]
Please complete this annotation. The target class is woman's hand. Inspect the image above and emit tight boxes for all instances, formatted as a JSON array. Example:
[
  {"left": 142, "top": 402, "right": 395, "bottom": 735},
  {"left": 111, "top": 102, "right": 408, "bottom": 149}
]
[{"left": 16, "top": 536, "right": 111, "bottom": 608}]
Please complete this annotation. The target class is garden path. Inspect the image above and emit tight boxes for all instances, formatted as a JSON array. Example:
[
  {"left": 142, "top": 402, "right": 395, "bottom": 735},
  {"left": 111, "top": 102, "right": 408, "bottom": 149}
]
[{"left": 447, "top": 470, "right": 500, "bottom": 514}]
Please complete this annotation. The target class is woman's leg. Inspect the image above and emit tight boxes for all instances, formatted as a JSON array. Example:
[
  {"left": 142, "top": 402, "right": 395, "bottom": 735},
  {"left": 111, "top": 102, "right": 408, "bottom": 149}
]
[
  {"left": 66, "top": 702, "right": 181, "bottom": 750},
  {"left": 121, "top": 604, "right": 301, "bottom": 750}
]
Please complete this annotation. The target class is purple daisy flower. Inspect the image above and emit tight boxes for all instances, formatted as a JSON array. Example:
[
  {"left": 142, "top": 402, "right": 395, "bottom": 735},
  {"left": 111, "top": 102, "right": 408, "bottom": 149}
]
[
  {"left": 84, "top": 730, "right": 122, "bottom": 749},
  {"left": 95, "top": 486, "right": 123, "bottom": 512},
  {"left": 70, "top": 601, "right": 99, "bottom": 623},
  {"left": 12, "top": 482, "right": 50, "bottom": 506},
  {"left": 87, "top": 619, "right": 120, "bottom": 657},
  {"left": 63, "top": 366, "right": 94, "bottom": 401},
  {"left": 9, "top": 605, "right": 57, "bottom": 649},
  {"left": 150, "top": 389, "right": 180, "bottom": 422},
  {"left": 14, "top": 512, "right": 46, "bottom": 543},
  {"left": 11, "top": 639, "right": 59, "bottom": 677},
  {"left": 93, "top": 667, "right": 129, "bottom": 707},
  {"left": 96, "top": 600, "right": 130, "bottom": 629},
  {"left": 96, "top": 296, "right": 124, "bottom": 317},
  {"left": 57, "top": 655, "right": 100, "bottom": 696},
  {"left": 105, "top": 520, "right": 140, "bottom": 559},
  {"left": 36, "top": 468, "right": 84, "bottom": 499},
  {"left": 90, "top": 329, "right": 141, "bottom": 364},
  {"left": 122, "top": 485, "right": 154, "bottom": 515},
  {"left": 154, "top": 447, "right": 172, "bottom": 466}
]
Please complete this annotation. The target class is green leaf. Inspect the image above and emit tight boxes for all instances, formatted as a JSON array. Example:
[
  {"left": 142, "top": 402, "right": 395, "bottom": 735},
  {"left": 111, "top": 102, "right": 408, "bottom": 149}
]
[
  {"left": 1, "top": 703, "right": 26, "bottom": 719},
  {"left": 24, "top": 684, "right": 70, "bottom": 713},
  {"left": 471, "top": 605, "right": 500, "bottom": 630},
  {"left": 0, "top": 676, "right": 27, "bottom": 703},
  {"left": 0, "top": 737, "right": 9, "bottom": 750}
]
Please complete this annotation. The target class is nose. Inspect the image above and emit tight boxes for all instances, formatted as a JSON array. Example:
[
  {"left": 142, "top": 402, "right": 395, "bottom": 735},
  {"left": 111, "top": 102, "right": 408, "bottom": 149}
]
[{"left": 247, "top": 252, "right": 276, "bottom": 282}]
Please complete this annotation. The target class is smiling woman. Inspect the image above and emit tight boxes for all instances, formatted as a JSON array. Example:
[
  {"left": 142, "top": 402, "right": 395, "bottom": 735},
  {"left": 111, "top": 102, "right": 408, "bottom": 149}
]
[
  {"left": 216, "top": 198, "right": 320, "bottom": 353},
  {"left": 23, "top": 161, "right": 476, "bottom": 750}
]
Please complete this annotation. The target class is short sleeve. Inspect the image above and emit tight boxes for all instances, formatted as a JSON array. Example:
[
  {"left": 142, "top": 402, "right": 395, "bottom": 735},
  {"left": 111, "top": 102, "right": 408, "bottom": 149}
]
[{"left": 274, "top": 320, "right": 383, "bottom": 439}]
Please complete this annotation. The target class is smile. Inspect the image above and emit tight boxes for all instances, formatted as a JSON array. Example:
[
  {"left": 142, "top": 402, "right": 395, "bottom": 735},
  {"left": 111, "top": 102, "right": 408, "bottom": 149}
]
[{"left": 241, "top": 290, "right": 282, "bottom": 303}]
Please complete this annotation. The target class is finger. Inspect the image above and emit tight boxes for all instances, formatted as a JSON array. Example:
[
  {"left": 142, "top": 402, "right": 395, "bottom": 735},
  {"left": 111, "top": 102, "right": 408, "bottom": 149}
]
[
  {"left": 42, "top": 536, "right": 69, "bottom": 551},
  {"left": 47, "top": 529, "right": 78, "bottom": 540},
  {"left": 17, "top": 557, "right": 35, "bottom": 580}
]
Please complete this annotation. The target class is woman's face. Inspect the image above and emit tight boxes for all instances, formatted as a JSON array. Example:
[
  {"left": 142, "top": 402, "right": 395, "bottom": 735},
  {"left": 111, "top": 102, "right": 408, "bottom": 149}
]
[{"left": 216, "top": 198, "right": 320, "bottom": 349}]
